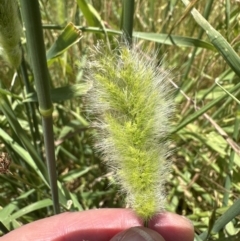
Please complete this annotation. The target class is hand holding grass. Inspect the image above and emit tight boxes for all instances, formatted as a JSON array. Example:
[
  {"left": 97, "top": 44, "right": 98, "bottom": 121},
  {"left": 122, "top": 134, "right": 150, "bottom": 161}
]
[{"left": 1, "top": 209, "right": 194, "bottom": 241}]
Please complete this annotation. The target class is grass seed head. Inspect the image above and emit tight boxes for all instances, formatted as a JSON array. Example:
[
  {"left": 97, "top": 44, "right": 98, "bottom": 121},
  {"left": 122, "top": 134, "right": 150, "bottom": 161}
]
[
  {"left": 85, "top": 41, "right": 174, "bottom": 221},
  {"left": 0, "top": 0, "right": 22, "bottom": 68}
]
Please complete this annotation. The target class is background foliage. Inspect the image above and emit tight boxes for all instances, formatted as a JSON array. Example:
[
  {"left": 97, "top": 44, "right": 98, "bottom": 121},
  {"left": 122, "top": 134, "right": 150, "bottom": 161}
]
[{"left": 0, "top": 0, "right": 240, "bottom": 240}]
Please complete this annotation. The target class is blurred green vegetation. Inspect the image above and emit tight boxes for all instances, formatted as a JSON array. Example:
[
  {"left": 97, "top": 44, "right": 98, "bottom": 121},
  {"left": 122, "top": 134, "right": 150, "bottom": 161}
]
[{"left": 0, "top": 0, "right": 240, "bottom": 240}]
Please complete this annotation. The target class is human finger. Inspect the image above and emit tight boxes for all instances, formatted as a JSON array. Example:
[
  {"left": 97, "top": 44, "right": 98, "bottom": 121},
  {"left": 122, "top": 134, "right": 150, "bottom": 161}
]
[
  {"left": 2, "top": 209, "right": 142, "bottom": 241},
  {"left": 148, "top": 212, "right": 194, "bottom": 241}
]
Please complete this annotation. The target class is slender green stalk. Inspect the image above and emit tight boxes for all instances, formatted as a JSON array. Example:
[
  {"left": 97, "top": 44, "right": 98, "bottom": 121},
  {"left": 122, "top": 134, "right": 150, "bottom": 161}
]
[
  {"left": 19, "top": 0, "right": 60, "bottom": 214},
  {"left": 121, "top": 0, "right": 135, "bottom": 45}
]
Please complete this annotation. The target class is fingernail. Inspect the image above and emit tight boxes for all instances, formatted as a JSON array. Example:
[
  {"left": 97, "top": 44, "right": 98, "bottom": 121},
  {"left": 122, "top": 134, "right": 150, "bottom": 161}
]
[{"left": 110, "top": 227, "right": 165, "bottom": 241}]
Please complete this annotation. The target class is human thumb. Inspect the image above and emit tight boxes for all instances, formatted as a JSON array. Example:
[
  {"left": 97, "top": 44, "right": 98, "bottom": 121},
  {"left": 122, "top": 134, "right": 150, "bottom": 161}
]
[{"left": 110, "top": 227, "right": 165, "bottom": 241}]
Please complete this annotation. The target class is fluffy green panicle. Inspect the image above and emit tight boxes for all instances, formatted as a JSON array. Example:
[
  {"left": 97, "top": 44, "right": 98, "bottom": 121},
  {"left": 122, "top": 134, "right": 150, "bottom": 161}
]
[
  {"left": 0, "top": 0, "right": 22, "bottom": 68},
  {"left": 86, "top": 42, "right": 173, "bottom": 221}
]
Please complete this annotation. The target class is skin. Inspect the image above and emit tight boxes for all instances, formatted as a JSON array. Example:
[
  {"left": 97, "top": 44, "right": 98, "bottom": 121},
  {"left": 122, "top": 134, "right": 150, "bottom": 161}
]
[{"left": 1, "top": 209, "right": 194, "bottom": 241}]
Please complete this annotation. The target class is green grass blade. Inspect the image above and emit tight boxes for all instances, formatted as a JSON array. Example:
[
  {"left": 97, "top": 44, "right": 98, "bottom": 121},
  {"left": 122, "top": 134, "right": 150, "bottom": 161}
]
[
  {"left": 0, "top": 202, "right": 18, "bottom": 230},
  {"left": 47, "top": 22, "right": 82, "bottom": 60},
  {"left": 60, "top": 166, "right": 95, "bottom": 182},
  {"left": 134, "top": 32, "right": 215, "bottom": 50},
  {"left": 5, "top": 199, "right": 52, "bottom": 225},
  {"left": 76, "top": 0, "right": 105, "bottom": 28},
  {"left": 80, "top": 26, "right": 216, "bottom": 50},
  {"left": 181, "top": 0, "right": 240, "bottom": 78},
  {"left": 0, "top": 128, "right": 48, "bottom": 186},
  {"left": 42, "top": 25, "right": 218, "bottom": 51},
  {"left": 24, "top": 83, "right": 92, "bottom": 103},
  {"left": 215, "top": 80, "right": 240, "bottom": 105},
  {"left": 171, "top": 82, "right": 240, "bottom": 133},
  {"left": 0, "top": 221, "right": 9, "bottom": 235},
  {"left": 194, "top": 234, "right": 203, "bottom": 241},
  {"left": 199, "top": 199, "right": 240, "bottom": 240},
  {"left": 69, "top": 193, "right": 83, "bottom": 211},
  {"left": 0, "top": 88, "right": 22, "bottom": 100},
  {"left": 0, "top": 92, "right": 48, "bottom": 184}
]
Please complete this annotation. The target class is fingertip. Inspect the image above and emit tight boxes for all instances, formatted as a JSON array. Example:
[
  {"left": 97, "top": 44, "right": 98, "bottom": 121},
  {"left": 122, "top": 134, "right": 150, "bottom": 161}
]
[{"left": 148, "top": 212, "right": 194, "bottom": 241}]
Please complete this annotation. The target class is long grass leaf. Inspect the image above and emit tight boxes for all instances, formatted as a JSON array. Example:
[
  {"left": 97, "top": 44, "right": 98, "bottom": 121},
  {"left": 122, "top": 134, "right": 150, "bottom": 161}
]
[
  {"left": 4, "top": 199, "right": 52, "bottom": 225},
  {"left": 76, "top": 0, "right": 105, "bottom": 29},
  {"left": 181, "top": 0, "right": 240, "bottom": 77},
  {"left": 24, "top": 83, "right": 92, "bottom": 103},
  {"left": 199, "top": 199, "right": 240, "bottom": 240},
  {"left": 135, "top": 32, "right": 215, "bottom": 50},
  {"left": 0, "top": 93, "right": 48, "bottom": 184}
]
